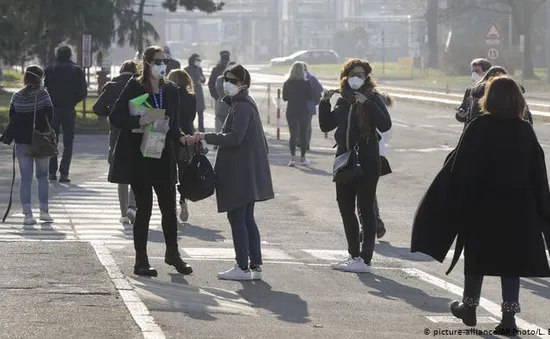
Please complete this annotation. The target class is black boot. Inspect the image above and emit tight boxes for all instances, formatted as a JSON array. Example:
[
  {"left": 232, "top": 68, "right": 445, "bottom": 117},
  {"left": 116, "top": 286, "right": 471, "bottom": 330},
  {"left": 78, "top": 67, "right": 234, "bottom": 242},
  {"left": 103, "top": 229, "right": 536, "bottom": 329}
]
[
  {"left": 165, "top": 247, "right": 193, "bottom": 275},
  {"left": 450, "top": 297, "right": 478, "bottom": 327},
  {"left": 376, "top": 218, "right": 386, "bottom": 239},
  {"left": 134, "top": 253, "right": 158, "bottom": 277},
  {"left": 494, "top": 302, "right": 520, "bottom": 337}
]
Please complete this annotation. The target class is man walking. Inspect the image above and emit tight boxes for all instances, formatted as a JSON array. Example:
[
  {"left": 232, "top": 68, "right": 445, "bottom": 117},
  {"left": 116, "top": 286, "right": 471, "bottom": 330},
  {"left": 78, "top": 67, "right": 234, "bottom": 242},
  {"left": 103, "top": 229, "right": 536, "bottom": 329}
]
[
  {"left": 45, "top": 45, "right": 87, "bottom": 183},
  {"left": 455, "top": 58, "right": 491, "bottom": 123},
  {"left": 208, "top": 50, "right": 230, "bottom": 102},
  {"left": 164, "top": 46, "right": 181, "bottom": 74}
]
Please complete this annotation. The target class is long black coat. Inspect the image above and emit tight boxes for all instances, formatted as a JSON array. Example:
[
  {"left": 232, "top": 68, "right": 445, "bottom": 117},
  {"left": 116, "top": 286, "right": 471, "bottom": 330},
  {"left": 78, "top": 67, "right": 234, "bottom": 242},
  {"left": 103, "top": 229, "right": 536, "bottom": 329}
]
[
  {"left": 108, "top": 77, "right": 184, "bottom": 186},
  {"left": 412, "top": 114, "right": 550, "bottom": 277}
]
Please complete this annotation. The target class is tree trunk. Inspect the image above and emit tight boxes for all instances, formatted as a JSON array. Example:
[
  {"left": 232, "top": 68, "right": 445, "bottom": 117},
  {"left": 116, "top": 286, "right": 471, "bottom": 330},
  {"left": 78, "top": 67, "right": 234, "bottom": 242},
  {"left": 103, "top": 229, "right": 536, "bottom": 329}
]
[
  {"left": 521, "top": 5, "right": 537, "bottom": 79},
  {"left": 426, "top": 0, "right": 439, "bottom": 69},
  {"left": 137, "top": 0, "right": 146, "bottom": 56}
]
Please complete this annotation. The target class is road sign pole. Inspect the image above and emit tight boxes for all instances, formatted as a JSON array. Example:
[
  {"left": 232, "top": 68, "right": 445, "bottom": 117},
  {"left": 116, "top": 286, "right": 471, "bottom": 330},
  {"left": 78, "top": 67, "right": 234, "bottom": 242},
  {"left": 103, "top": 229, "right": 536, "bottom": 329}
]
[{"left": 520, "top": 34, "right": 525, "bottom": 85}]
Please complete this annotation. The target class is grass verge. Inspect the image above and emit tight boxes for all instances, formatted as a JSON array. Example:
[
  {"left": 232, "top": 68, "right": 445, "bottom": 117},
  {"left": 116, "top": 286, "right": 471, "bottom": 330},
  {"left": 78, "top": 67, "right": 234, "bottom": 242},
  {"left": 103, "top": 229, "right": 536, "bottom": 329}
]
[{"left": 0, "top": 91, "right": 108, "bottom": 134}]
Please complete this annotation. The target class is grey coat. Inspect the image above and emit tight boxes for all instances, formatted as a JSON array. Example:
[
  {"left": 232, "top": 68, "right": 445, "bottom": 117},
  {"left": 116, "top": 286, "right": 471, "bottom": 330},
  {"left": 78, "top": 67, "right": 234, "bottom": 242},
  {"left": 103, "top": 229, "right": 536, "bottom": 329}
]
[
  {"left": 204, "top": 89, "right": 274, "bottom": 212},
  {"left": 215, "top": 75, "right": 230, "bottom": 118},
  {"left": 184, "top": 65, "right": 206, "bottom": 112}
]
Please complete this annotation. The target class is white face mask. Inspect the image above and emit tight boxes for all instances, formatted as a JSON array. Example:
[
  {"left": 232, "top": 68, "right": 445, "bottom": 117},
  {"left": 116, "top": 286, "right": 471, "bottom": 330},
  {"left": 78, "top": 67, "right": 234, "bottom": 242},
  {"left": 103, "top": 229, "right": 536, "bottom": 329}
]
[
  {"left": 348, "top": 76, "right": 364, "bottom": 90},
  {"left": 151, "top": 64, "right": 167, "bottom": 79},
  {"left": 195, "top": 61, "right": 201, "bottom": 67},
  {"left": 471, "top": 72, "right": 482, "bottom": 83},
  {"left": 223, "top": 82, "right": 240, "bottom": 96}
]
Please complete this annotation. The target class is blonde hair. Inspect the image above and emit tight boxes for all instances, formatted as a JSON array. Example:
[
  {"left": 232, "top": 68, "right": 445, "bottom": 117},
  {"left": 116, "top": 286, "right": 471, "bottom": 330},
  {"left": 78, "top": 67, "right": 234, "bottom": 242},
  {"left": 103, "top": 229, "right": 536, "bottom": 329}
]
[
  {"left": 168, "top": 69, "right": 194, "bottom": 94},
  {"left": 286, "top": 61, "right": 306, "bottom": 81}
]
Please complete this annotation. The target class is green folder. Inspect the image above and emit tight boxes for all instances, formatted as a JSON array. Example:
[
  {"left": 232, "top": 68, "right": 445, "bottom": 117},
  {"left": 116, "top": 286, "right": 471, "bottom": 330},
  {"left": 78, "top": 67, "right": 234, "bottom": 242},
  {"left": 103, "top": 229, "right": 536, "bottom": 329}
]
[{"left": 130, "top": 93, "right": 153, "bottom": 108}]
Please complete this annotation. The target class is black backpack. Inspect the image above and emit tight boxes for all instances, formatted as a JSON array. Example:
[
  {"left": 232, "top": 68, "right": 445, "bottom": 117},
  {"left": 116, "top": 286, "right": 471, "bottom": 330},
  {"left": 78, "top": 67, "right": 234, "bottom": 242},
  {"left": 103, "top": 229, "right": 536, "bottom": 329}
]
[{"left": 178, "top": 145, "right": 215, "bottom": 202}]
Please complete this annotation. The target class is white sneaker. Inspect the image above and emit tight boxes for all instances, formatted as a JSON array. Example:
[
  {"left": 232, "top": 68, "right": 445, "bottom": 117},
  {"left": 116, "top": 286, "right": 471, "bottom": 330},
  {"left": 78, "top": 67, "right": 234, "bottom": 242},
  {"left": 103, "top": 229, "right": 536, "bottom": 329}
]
[
  {"left": 251, "top": 267, "right": 263, "bottom": 280},
  {"left": 341, "top": 257, "right": 371, "bottom": 273},
  {"left": 23, "top": 214, "right": 37, "bottom": 225},
  {"left": 331, "top": 256, "right": 354, "bottom": 270},
  {"left": 119, "top": 216, "right": 131, "bottom": 224},
  {"left": 179, "top": 200, "right": 189, "bottom": 222},
  {"left": 39, "top": 211, "right": 54, "bottom": 222},
  {"left": 288, "top": 157, "right": 296, "bottom": 167},
  {"left": 217, "top": 265, "right": 253, "bottom": 281},
  {"left": 300, "top": 157, "right": 311, "bottom": 166}
]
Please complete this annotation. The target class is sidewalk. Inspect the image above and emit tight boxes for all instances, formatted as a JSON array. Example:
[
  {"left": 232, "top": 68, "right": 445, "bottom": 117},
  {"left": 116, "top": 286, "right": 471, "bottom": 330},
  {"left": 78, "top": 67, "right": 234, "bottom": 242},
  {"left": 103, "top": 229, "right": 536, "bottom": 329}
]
[{"left": 0, "top": 242, "right": 142, "bottom": 339}]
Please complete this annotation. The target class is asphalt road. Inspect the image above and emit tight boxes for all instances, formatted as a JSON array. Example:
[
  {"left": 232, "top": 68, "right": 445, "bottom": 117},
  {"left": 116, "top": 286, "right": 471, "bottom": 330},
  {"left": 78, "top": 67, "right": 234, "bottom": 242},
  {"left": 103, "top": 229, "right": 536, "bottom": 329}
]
[{"left": 0, "top": 73, "right": 549, "bottom": 338}]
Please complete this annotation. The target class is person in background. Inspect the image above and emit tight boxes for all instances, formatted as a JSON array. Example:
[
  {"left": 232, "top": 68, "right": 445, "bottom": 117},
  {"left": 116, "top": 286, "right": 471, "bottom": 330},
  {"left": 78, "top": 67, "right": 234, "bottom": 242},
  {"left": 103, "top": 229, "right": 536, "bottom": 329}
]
[
  {"left": 45, "top": 45, "right": 87, "bottom": 183},
  {"left": 163, "top": 46, "right": 181, "bottom": 74},
  {"left": 455, "top": 58, "right": 492, "bottom": 123},
  {"left": 215, "top": 61, "right": 238, "bottom": 134},
  {"left": 93, "top": 60, "right": 139, "bottom": 225},
  {"left": 184, "top": 53, "right": 206, "bottom": 132},
  {"left": 283, "top": 61, "right": 313, "bottom": 166},
  {"left": 319, "top": 58, "right": 392, "bottom": 273},
  {"left": 196, "top": 64, "right": 274, "bottom": 281},
  {"left": 109, "top": 46, "right": 196, "bottom": 277},
  {"left": 296, "top": 62, "right": 323, "bottom": 151},
  {"left": 168, "top": 69, "right": 197, "bottom": 223},
  {"left": 412, "top": 75, "right": 550, "bottom": 334},
  {"left": 1, "top": 66, "right": 54, "bottom": 225},
  {"left": 208, "top": 50, "right": 231, "bottom": 102}
]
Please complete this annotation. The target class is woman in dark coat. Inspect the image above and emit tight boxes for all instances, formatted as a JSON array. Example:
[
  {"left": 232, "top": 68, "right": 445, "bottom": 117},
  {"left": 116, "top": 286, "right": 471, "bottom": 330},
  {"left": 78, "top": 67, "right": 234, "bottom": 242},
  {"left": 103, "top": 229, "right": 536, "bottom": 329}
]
[
  {"left": 319, "top": 58, "right": 392, "bottom": 274},
  {"left": 109, "top": 46, "right": 198, "bottom": 277},
  {"left": 196, "top": 64, "right": 274, "bottom": 281},
  {"left": 184, "top": 53, "right": 206, "bottom": 132},
  {"left": 411, "top": 75, "right": 550, "bottom": 334}
]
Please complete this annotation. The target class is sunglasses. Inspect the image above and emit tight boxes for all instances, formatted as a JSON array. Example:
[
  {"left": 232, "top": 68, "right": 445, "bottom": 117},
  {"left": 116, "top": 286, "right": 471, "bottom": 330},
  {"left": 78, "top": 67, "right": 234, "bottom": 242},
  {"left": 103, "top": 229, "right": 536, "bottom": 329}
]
[
  {"left": 151, "top": 59, "right": 168, "bottom": 66},
  {"left": 224, "top": 77, "right": 239, "bottom": 84}
]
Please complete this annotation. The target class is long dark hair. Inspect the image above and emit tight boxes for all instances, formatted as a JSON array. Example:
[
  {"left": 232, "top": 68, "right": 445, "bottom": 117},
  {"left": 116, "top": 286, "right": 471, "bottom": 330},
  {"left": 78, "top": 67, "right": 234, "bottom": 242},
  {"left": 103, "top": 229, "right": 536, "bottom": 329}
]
[
  {"left": 168, "top": 69, "right": 194, "bottom": 94},
  {"left": 137, "top": 46, "right": 166, "bottom": 89},
  {"left": 22, "top": 65, "right": 44, "bottom": 96}
]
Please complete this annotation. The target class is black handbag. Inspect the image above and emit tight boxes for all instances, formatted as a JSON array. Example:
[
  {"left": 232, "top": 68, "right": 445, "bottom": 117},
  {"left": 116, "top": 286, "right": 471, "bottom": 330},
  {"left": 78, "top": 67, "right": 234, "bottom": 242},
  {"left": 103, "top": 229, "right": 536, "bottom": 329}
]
[
  {"left": 179, "top": 144, "right": 215, "bottom": 202},
  {"left": 29, "top": 90, "right": 58, "bottom": 158},
  {"left": 333, "top": 105, "right": 363, "bottom": 183}
]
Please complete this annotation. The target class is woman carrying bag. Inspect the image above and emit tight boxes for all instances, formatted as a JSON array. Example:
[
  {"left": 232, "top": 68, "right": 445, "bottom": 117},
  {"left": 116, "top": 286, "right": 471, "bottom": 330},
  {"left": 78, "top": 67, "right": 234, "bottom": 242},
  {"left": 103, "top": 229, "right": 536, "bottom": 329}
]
[{"left": 1, "top": 66, "right": 56, "bottom": 225}]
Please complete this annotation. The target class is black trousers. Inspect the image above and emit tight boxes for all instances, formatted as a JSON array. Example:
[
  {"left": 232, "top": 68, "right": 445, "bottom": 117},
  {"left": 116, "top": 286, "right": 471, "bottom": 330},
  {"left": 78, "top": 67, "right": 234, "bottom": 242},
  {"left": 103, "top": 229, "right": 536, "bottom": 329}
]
[
  {"left": 464, "top": 275, "right": 520, "bottom": 304},
  {"left": 131, "top": 180, "right": 179, "bottom": 254},
  {"left": 336, "top": 168, "right": 379, "bottom": 264},
  {"left": 286, "top": 111, "right": 309, "bottom": 157},
  {"left": 177, "top": 160, "right": 189, "bottom": 203},
  {"left": 49, "top": 108, "right": 76, "bottom": 177}
]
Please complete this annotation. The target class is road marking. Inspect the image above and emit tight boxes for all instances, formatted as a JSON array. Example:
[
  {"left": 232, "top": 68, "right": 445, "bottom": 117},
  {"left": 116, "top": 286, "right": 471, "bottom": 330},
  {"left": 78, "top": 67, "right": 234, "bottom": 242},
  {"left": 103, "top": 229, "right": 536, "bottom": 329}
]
[
  {"left": 426, "top": 315, "right": 498, "bottom": 323},
  {"left": 92, "top": 242, "right": 166, "bottom": 339},
  {"left": 183, "top": 247, "right": 294, "bottom": 260},
  {"left": 393, "top": 145, "right": 454, "bottom": 153},
  {"left": 403, "top": 268, "right": 550, "bottom": 338}
]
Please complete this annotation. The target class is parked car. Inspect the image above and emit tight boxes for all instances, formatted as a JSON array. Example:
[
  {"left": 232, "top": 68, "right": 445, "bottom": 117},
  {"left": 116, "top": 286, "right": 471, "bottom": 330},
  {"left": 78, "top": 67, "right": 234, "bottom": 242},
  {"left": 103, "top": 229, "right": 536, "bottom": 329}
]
[{"left": 270, "top": 50, "right": 339, "bottom": 66}]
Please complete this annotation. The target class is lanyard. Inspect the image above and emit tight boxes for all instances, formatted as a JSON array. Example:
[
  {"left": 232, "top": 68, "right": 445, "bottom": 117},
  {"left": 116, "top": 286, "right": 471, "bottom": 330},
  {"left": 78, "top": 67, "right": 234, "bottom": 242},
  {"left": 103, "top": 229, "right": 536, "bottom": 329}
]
[{"left": 152, "top": 88, "right": 163, "bottom": 109}]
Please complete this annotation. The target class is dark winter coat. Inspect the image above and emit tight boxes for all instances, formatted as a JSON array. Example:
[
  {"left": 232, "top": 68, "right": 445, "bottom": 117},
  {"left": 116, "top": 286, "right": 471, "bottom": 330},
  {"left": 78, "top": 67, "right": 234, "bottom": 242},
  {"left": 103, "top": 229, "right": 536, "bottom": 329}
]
[
  {"left": 203, "top": 89, "right": 274, "bottom": 212},
  {"left": 177, "top": 87, "right": 196, "bottom": 135},
  {"left": 45, "top": 60, "right": 87, "bottom": 109},
  {"left": 108, "top": 77, "right": 185, "bottom": 186},
  {"left": 184, "top": 65, "right": 205, "bottom": 112},
  {"left": 208, "top": 60, "right": 229, "bottom": 100},
  {"left": 282, "top": 79, "right": 313, "bottom": 117},
  {"left": 319, "top": 89, "right": 392, "bottom": 176},
  {"left": 166, "top": 58, "right": 181, "bottom": 74},
  {"left": 411, "top": 114, "right": 550, "bottom": 277}
]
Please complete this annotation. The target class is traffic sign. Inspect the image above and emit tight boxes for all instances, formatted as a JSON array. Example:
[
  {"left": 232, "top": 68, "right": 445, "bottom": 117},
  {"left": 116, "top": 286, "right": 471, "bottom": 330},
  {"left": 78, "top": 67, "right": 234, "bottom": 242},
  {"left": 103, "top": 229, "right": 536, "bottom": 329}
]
[
  {"left": 82, "top": 34, "right": 92, "bottom": 68},
  {"left": 485, "top": 23, "right": 501, "bottom": 45},
  {"left": 488, "top": 48, "right": 499, "bottom": 60}
]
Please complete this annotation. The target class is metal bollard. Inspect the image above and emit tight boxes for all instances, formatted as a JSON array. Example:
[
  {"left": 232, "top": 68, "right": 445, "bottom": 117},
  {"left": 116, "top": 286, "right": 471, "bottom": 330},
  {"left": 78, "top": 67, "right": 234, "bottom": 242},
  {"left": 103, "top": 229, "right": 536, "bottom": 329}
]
[{"left": 276, "top": 88, "right": 281, "bottom": 140}]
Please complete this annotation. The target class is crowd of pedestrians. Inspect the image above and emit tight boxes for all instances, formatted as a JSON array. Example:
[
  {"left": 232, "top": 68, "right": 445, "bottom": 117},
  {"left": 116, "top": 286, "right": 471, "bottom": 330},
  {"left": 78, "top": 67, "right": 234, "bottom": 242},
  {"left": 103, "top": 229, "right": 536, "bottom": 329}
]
[{"left": 2, "top": 43, "right": 549, "bottom": 335}]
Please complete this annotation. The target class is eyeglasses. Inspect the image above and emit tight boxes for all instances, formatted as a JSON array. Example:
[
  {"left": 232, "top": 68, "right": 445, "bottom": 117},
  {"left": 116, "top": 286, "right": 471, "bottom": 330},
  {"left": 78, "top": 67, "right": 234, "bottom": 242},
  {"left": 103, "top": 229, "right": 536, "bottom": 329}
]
[
  {"left": 151, "top": 59, "right": 168, "bottom": 66},
  {"left": 224, "top": 77, "right": 239, "bottom": 84}
]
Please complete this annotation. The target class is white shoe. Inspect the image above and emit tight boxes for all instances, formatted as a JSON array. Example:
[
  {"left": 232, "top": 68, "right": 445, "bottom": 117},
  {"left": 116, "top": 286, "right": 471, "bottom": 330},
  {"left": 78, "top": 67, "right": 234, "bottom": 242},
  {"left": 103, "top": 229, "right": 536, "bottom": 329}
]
[
  {"left": 217, "top": 265, "right": 253, "bottom": 281},
  {"left": 288, "top": 157, "right": 296, "bottom": 167},
  {"left": 251, "top": 267, "right": 263, "bottom": 280},
  {"left": 119, "top": 216, "right": 131, "bottom": 224},
  {"left": 341, "top": 257, "right": 371, "bottom": 273},
  {"left": 300, "top": 157, "right": 310, "bottom": 166},
  {"left": 39, "top": 211, "right": 54, "bottom": 222},
  {"left": 23, "top": 214, "right": 37, "bottom": 225},
  {"left": 179, "top": 200, "right": 189, "bottom": 222},
  {"left": 330, "top": 256, "right": 354, "bottom": 270}
]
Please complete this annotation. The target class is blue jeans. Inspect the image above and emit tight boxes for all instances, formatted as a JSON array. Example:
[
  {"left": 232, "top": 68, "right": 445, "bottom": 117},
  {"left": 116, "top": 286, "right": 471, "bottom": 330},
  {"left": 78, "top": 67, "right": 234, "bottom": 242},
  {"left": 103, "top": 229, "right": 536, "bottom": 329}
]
[
  {"left": 15, "top": 143, "right": 50, "bottom": 214},
  {"left": 226, "top": 202, "right": 263, "bottom": 267}
]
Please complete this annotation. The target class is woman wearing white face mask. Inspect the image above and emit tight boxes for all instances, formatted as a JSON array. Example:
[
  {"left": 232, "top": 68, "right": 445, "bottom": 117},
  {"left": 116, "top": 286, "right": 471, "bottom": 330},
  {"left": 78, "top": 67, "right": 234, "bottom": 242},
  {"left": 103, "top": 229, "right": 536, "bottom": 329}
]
[
  {"left": 195, "top": 64, "right": 274, "bottom": 281},
  {"left": 319, "top": 58, "right": 392, "bottom": 273},
  {"left": 110, "top": 46, "right": 197, "bottom": 277},
  {"left": 184, "top": 53, "right": 206, "bottom": 132}
]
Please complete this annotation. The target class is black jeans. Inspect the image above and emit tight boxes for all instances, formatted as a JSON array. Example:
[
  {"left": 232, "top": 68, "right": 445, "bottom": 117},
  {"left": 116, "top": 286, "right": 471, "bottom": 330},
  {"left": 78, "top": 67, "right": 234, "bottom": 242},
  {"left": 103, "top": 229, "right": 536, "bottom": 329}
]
[
  {"left": 286, "top": 111, "right": 309, "bottom": 157},
  {"left": 464, "top": 275, "right": 520, "bottom": 304},
  {"left": 296, "top": 113, "right": 313, "bottom": 149},
  {"left": 177, "top": 160, "right": 189, "bottom": 203},
  {"left": 49, "top": 108, "right": 76, "bottom": 177},
  {"left": 197, "top": 110, "right": 205, "bottom": 132},
  {"left": 336, "top": 170, "right": 379, "bottom": 264},
  {"left": 131, "top": 180, "right": 179, "bottom": 253}
]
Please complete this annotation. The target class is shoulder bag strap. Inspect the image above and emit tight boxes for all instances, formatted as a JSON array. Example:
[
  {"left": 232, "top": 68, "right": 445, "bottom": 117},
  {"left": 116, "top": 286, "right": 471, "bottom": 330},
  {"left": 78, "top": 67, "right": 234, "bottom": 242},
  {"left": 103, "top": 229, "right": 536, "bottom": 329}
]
[
  {"left": 32, "top": 90, "right": 38, "bottom": 130},
  {"left": 2, "top": 146, "right": 16, "bottom": 223}
]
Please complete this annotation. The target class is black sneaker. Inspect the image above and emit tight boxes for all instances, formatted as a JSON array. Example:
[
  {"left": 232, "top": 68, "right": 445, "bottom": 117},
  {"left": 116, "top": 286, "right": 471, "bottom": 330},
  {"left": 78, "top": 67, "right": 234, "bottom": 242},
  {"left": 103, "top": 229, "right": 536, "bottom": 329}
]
[
  {"left": 376, "top": 218, "right": 386, "bottom": 239},
  {"left": 49, "top": 174, "right": 57, "bottom": 181},
  {"left": 59, "top": 176, "right": 71, "bottom": 183}
]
